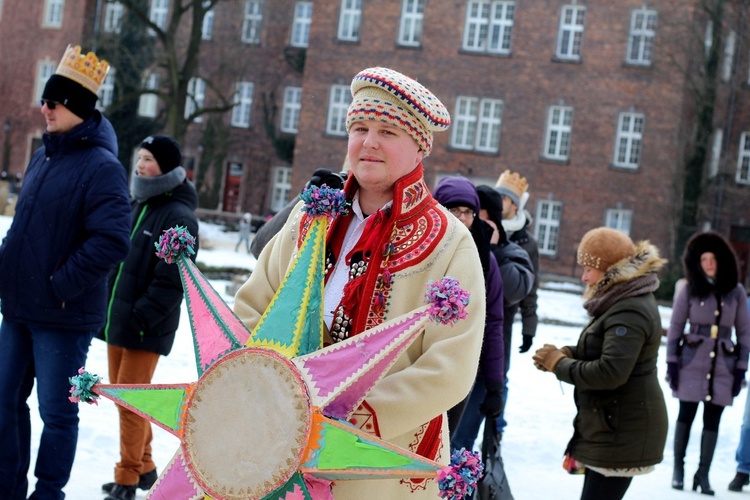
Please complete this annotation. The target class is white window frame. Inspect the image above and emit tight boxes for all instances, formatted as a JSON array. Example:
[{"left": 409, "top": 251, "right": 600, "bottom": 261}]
[
  {"left": 397, "top": 0, "right": 425, "bottom": 47},
  {"left": 43, "top": 0, "right": 64, "bottom": 27},
  {"left": 337, "top": 0, "right": 362, "bottom": 42},
  {"left": 97, "top": 69, "right": 116, "bottom": 111},
  {"left": 35, "top": 59, "right": 57, "bottom": 103},
  {"left": 626, "top": 9, "right": 657, "bottom": 66},
  {"left": 231, "top": 81, "right": 254, "bottom": 128},
  {"left": 138, "top": 73, "right": 159, "bottom": 118},
  {"left": 450, "top": 96, "right": 503, "bottom": 153},
  {"left": 613, "top": 112, "right": 644, "bottom": 169},
  {"left": 556, "top": 4, "right": 585, "bottom": 61},
  {"left": 709, "top": 128, "right": 723, "bottom": 179},
  {"left": 737, "top": 132, "right": 750, "bottom": 185},
  {"left": 462, "top": 0, "right": 515, "bottom": 55},
  {"left": 605, "top": 208, "right": 632, "bottom": 236},
  {"left": 280, "top": 86, "right": 302, "bottom": 134},
  {"left": 271, "top": 166, "right": 293, "bottom": 212},
  {"left": 535, "top": 200, "right": 562, "bottom": 256},
  {"left": 290, "top": 1, "right": 313, "bottom": 48},
  {"left": 543, "top": 105, "right": 573, "bottom": 160},
  {"left": 201, "top": 1, "right": 215, "bottom": 40},
  {"left": 241, "top": 0, "right": 263, "bottom": 44},
  {"left": 326, "top": 84, "right": 351, "bottom": 136},
  {"left": 185, "top": 77, "right": 206, "bottom": 123},
  {"left": 103, "top": 1, "right": 124, "bottom": 33},
  {"left": 722, "top": 30, "right": 736, "bottom": 82},
  {"left": 149, "top": 0, "right": 168, "bottom": 30}
]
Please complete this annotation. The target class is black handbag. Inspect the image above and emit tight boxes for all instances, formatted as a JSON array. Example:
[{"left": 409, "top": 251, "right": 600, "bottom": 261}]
[{"left": 473, "top": 417, "right": 514, "bottom": 500}]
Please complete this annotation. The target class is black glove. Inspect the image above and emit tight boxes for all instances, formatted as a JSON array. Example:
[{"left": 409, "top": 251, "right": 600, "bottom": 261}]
[
  {"left": 518, "top": 334, "right": 533, "bottom": 353},
  {"left": 479, "top": 381, "right": 504, "bottom": 418},
  {"left": 666, "top": 362, "right": 679, "bottom": 391},
  {"left": 733, "top": 369, "right": 747, "bottom": 398},
  {"left": 306, "top": 168, "right": 346, "bottom": 190}
]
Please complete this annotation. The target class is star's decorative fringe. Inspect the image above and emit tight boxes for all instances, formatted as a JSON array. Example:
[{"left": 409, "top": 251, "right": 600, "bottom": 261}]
[
  {"left": 425, "top": 277, "right": 470, "bottom": 326},
  {"left": 437, "top": 448, "right": 484, "bottom": 499},
  {"left": 68, "top": 367, "right": 101, "bottom": 405},
  {"left": 299, "top": 185, "right": 349, "bottom": 217},
  {"left": 154, "top": 226, "right": 196, "bottom": 264}
]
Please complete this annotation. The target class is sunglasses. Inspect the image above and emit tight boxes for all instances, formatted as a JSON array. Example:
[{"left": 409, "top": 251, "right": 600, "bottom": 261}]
[{"left": 40, "top": 99, "right": 62, "bottom": 110}]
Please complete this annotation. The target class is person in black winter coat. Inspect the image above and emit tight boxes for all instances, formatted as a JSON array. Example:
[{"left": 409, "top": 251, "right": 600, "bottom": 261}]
[{"left": 98, "top": 135, "right": 199, "bottom": 500}]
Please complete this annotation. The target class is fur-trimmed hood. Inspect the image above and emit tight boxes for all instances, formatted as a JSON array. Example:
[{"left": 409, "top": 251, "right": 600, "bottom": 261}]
[
  {"left": 584, "top": 240, "right": 667, "bottom": 299},
  {"left": 683, "top": 231, "right": 739, "bottom": 298}
]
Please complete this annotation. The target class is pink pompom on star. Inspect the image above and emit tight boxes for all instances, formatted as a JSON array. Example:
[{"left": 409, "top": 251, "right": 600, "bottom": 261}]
[
  {"left": 154, "top": 226, "right": 196, "bottom": 264},
  {"left": 425, "top": 277, "right": 470, "bottom": 326},
  {"left": 68, "top": 367, "right": 101, "bottom": 405},
  {"left": 437, "top": 448, "right": 484, "bottom": 499},
  {"left": 299, "top": 185, "right": 349, "bottom": 217}
]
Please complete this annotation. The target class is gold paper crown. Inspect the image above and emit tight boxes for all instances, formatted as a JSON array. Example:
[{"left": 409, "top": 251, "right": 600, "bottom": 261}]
[
  {"left": 55, "top": 45, "right": 110, "bottom": 95},
  {"left": 495, "top": 169, "right": 528, "bottom": 199}
]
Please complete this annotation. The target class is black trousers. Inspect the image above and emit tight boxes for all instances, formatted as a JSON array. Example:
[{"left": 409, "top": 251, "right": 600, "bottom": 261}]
[{"left": 580, "top": 469, "right": 633, "bottom": 500}]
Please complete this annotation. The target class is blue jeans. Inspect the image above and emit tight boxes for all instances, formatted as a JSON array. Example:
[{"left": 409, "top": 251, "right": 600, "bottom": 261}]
[
  {"left": 736, "top": 391, "right": 750, "bottom": 473},
  {"left": 0, "top": 319, "right": 95, "bottom": 500}
]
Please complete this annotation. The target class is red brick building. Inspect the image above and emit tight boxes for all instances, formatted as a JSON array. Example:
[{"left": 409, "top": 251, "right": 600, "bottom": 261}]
[{"left": 1, "top": 0, "right": 749, "bottom": 283}]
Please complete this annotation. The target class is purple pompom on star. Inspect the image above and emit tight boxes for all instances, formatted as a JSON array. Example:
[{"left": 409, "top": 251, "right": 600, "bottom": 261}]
[
  {"left": 299, "top": 185, "right": 349, "bottom": 217},
  {"left": 154, "top": 226, "right": 196, "bottom": 264},
  {"left": 68, "top": 367, "right": 101, "bottom": 405},
  {"left": 437, "top": 448, "right": 484, "bottom": 499},
  {"left": 425, "top": 277, "right": 470, "bottom": 326}
]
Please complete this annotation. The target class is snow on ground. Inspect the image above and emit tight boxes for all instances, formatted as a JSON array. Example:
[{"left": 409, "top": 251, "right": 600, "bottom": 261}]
[{"left": 0, "top": 215, "right": 746, "bottom": 499}]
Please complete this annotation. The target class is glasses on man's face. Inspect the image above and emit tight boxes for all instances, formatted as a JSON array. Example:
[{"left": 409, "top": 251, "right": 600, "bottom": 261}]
[
  {"left": 448, "top": 207, "right": 476, "bottom": 220},
  {"left": 40, "top": 99, "right": 60, "bottom": 110}
]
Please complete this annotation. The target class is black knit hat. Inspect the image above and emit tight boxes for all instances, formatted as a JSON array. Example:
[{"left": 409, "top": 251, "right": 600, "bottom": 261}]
[
  {"left": 42, "top": 74, "right": 98, "bottom": 120},
  {"left": 139, "top": 135, "right": 182, "bottom": 174},
  {"left": 683, "top": 231, "right": 739, "bottom": 297}
]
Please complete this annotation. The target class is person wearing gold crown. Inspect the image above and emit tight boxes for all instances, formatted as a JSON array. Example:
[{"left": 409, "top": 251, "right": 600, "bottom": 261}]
[
  {"left": 234, "top": 67, "right": 486, "bottom": 499},
  {"left": 0, "top": 45, "right": 131, "bottom": 499}
]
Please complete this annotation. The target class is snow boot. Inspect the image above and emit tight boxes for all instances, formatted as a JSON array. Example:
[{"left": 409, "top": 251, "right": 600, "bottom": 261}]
[
  {"left": 104, "top": 484, "right": 136, "bottom": 500},
  {"left": 729, "top": 472, "right": 750, "bottom": 492},
  {"left": 692, "top": 430, "right": 718, "bottom": 495},
  {"left": 102, "top": 468, "right": 157, "bottom": 493},
  {"left": 672, "top": 421, "right": 690, "bottom": 490}
]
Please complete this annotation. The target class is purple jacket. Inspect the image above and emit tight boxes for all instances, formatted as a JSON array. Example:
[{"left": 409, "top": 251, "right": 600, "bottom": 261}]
[{"left": 667, "top": 284, "right": 750, "bottom": 406}]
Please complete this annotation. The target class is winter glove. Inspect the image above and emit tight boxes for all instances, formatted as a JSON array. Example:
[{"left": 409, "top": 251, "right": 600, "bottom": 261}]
[
  {"left": 480, "top": 381, "right": 504, "bottom": 418},
  {"left": 306, "top": 168, "right": 347, "bottom": 190},
  {"left": 666, "top": 362, "right": 679, "bottom": 391},
  {"left": 733, "top": 369, "right": 746, "bottom": 398},
  {"left": 519, "top": 334, "right": 534, "bottom": 353},
  {"left": 532, "top": 344, "right": 567, "bottom": 372}
]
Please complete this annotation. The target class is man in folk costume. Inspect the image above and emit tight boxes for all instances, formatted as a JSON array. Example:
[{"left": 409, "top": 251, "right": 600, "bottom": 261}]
[{"left": 234, "top": 67, "right": 486, "bottom": 499}]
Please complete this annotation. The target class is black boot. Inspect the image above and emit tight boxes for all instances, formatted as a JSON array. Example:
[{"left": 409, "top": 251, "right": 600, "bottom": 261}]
[
  {"left": 672, "top": 421, "right": 690, "bottom": 490},
  {"left": 692, "top": 430, "right": 718, "bottom": 495},
  {"left": 104, "top": 484, "right": 136, "bottom": 500},
  {"left": 729, "top": 472, "right": 750, "bottom": 492},
  {"left": 102, "top": 468, "right": 158, "bottom": 493}
]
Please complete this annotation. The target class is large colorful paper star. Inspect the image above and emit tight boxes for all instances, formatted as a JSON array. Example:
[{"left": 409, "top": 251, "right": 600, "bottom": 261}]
[{"left": 70, "top": 186, "right": 481, "bottom": 500}]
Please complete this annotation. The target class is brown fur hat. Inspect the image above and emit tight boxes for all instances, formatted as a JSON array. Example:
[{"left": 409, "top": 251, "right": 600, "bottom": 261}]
[
  {"left": 683, "top": 231, "right": 739, "bottom": 298},
  {"left": 577, "top": 227, "right": 636, "bottom": 272}
]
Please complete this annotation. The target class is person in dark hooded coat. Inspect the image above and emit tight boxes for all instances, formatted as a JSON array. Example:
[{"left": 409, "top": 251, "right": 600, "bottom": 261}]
[{"left": 666, "top": 231, "right": 750, "bottom": 494}]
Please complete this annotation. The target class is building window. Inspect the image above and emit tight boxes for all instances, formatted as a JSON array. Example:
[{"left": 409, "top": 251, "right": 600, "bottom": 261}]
[
  {"left": 535, "top": 200, "right": 562, "bottom": 256},
  {"left": 97, "top": 69, "right": 116, "bottom": 111},
  {"left": 705, "top": 20, "right": 713, "bottom": 55},
  {"left": 737, "top": 132, "right": 750, "bottom": 185},
  {"left": 241, "top": 0, "right": 263, "bottom": 44},
  {"left": 397, "top": 0, "right": 425, "bottom": 47},
  {"left": 556, "top": 4, "right": 585, "bottom": 61},
  {"left": 709, "top": 128, "right": 723, "bottom": 178},
  {"left": 281, "top": 86, "right": 302, "bottom": 134},
  {"left": 605, "top": 208, "right": 632, "bottom": 235},
  {"left": 462, "top": 0, "right": 515, "bottom": 55},
  {"left": 149, "top": 0, "right": 168, "bottom": 30},
  {"left": 231, "top": 81, "right": 254, "bottom": 128},
  {"left": 337, "top": 0, "right": 361, "bottom": 41},
  {"left": 722, "top": 30, "right": 736, "bottom": 82},
  {"left": 613, "top": 112, "right": 644, "bottom": 168},
  {"left": 271, "top": 166, "right": 292, "bottom": 212},
  {"left": 35, "top": 59, "right": 56, "bottom": 102},
  {"left": 202, "top": 1, "right": 215, "bottom": 40},
  {"left": 543, "top": 105, "right": 573, "bottom": 160},
  {"left": 290, "top": 1, "right": 312, "bottom": 48},
  {"left": 138, "top": 73, "right": 159, "bottom": 118},
  {"left": 103, "top": 1, "right": 123, "bottom": 33},
  {"left": 43, "top": 0, "right": 64, "bottom": 27},
  {"left": 185, "top": 77, "right": 206, "bottom": 123},
  {"left": 626, "top": 9, "right": 657, "bottom": 66},
  {"left": 450, "top": 96, "right": 503, "bottom": 153},
  {"left": 326, "top": 84, "right": 351, "bottom": 136}
]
